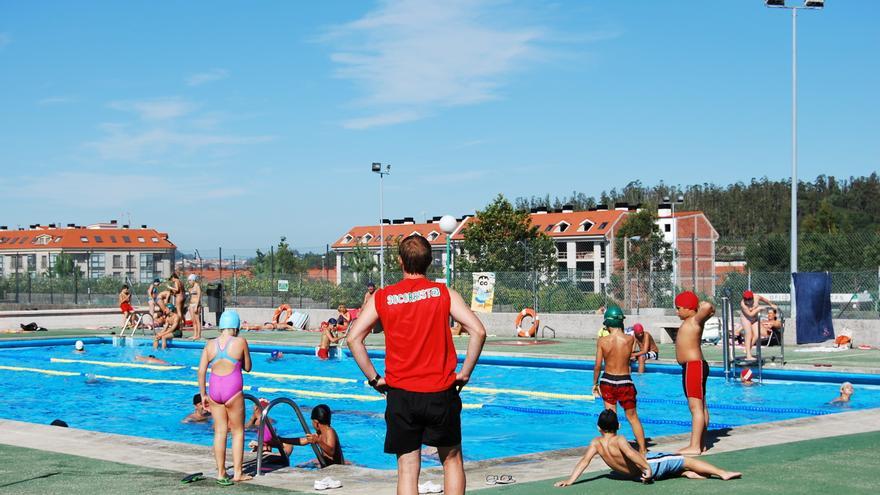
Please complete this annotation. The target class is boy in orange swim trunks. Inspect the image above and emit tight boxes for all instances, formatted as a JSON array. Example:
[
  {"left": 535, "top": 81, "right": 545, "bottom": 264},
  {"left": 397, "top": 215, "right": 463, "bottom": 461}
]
[{"left": 673, "top": 291, "right": 714, "bottom": 455}]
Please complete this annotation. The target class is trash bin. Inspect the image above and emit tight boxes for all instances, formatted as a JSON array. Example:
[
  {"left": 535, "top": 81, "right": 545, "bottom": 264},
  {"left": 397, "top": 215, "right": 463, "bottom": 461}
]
[{"left": 205, "top": 282, "right": 225, "bottom": 326}]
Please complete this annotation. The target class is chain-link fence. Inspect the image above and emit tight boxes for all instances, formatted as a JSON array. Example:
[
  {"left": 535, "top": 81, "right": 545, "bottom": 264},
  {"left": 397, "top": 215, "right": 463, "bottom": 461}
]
[{"left": 2, "top": 234, "right": 878, "bottom": 318}]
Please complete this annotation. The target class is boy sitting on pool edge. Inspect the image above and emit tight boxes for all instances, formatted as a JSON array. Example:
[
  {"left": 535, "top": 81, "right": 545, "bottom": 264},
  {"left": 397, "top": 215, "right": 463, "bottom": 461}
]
[{"left": 554, "top": 410, "right": 741, "bottom": 487}]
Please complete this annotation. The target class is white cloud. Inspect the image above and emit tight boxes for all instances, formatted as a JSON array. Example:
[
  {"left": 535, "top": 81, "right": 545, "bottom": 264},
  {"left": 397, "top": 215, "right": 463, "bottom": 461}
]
[
  {"left": 37, "top": 96, "right": 75, "bottom": 106},
  {"left": 86, "top": 126, "right": 274, "bottom": 162},
  {"left": 0, "top": 33, "right": 10, "bottom": 49},
  {"left": 1, "top": 172, "right": 246, "bottom": 208},
  {"left": 342, "top": 110, "right": 422, "bottom": 129},
  {"left": 109, "top": 97, "right": 196, "bottom": 121},
  {"left": 324, "top": 0, "right": 544, "bottom": 129},
  {"left": 186, "top": 69, "right": 229, "bottom": 87}
]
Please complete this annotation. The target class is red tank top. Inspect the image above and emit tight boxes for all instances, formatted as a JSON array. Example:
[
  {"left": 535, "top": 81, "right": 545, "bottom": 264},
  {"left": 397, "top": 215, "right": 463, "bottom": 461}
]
[{"left": 375, "top": 277, "right": 456, "bottom": 393}]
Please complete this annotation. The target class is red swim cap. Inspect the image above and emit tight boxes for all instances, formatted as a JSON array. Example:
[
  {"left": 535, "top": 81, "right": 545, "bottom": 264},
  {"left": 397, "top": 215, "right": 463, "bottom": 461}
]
[
  {"left": 674, "top": 291, "right": 699, "bottom": 311},
  {"left": 743, "top": 290, "right": 754, "bottom": 299},
  {"left": 633, "top": 323, "right": 644, "bottom": 334}
]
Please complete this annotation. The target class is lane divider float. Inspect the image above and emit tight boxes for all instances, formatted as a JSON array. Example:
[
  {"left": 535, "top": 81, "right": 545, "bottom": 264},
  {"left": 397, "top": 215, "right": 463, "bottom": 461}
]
[{"left": 51, "top": 358, "right": 184, "bottom": 371}]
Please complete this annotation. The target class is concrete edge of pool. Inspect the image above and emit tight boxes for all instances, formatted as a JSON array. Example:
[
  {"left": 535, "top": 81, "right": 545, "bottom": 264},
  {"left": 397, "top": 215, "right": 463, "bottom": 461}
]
[{"left": 1, "top": 408, "right": 878, "bottom": 494}]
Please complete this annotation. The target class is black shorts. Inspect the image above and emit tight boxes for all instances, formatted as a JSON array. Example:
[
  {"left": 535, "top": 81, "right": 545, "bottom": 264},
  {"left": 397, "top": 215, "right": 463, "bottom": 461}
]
[{"left": 384, "top": 387, "right": 462, "bottom": 455}]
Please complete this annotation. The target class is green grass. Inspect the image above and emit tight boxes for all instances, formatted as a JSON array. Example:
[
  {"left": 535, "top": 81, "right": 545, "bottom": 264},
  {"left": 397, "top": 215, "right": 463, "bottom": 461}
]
[
  {"left": 479, "top": 431, "right": 880, "bottom": 495},
  {"left": 0, "top": 443, "right": 297, "bottom": 494}
]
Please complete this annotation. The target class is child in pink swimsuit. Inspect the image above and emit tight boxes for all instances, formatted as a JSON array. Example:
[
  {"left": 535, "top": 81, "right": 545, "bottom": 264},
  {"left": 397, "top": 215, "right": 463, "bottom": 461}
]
[{"left": 197, "top": 310, "right": 252, "bottom": 486}]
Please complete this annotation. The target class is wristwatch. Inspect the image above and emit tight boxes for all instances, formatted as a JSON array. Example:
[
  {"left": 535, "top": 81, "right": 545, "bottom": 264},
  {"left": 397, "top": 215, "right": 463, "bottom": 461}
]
[{"left": 368, "top": 374, "right": 382, "bottom": 388}]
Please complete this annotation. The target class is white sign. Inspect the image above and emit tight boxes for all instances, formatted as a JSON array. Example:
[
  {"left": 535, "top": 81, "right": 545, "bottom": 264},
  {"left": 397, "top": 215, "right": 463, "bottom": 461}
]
[{"left": 277, "top": 279, "right": 289, "bottom": 292}]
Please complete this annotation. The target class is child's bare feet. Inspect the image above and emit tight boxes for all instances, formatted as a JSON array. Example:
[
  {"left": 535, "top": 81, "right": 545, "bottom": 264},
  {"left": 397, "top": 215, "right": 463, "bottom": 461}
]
[
  {"left": 677, "top": 447, "right": 702, "bottom": 456},
  {"left": 682, "top": 470, "right": 706, "bottom": 479},
  {"left": 720, "top": 471, "right": 742, "bottom": 480},
  {"left": 233, "top": 474, "right": 253, "bottom": 482}
]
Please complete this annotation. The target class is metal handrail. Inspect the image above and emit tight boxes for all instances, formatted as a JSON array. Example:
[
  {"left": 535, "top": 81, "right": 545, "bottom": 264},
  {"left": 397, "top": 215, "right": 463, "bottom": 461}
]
[
  {"left": 254, "top": 396, "right": 325, "bottom": 475},
  {"left": 720, "top": 294, "right": 731, "bottom": 381}
]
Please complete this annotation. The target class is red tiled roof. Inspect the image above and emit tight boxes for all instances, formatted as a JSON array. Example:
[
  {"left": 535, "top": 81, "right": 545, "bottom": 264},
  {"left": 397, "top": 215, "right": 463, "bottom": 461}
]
[
  {"left": 451, "top": 210, "right": 628, "bottom": 240},
  {"left": 331, "top": 222, "right": 453, "bottom": 249},
  {"left": 0, "top": 227, "right": 176, "bottom": 251}
]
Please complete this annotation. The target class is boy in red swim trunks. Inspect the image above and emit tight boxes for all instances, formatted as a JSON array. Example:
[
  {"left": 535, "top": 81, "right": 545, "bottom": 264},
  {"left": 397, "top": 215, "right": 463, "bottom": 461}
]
[
  {"left": 317, "top": 319, "right": 343, "bottom": 360},
  {"left": 673, "top": 291, "right": 715, "bottom": 455},
  {"left": 592, "top": 306, "right": 647, "bottom": 454},
  {"left": 118, "top": 285, "right": 135, "bottom": 327}
]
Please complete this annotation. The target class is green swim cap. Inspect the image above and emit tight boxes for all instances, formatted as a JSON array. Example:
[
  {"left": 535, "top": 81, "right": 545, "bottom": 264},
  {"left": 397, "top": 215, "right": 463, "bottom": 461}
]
[{"left": 603, "top": 305, "right": 625, "bottom": 328}]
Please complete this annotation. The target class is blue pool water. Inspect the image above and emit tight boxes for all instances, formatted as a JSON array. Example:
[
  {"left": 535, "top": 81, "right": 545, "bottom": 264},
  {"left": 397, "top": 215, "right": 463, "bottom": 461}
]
[{"left": 0, "top": 338, "right": 878, "bottom": 470}]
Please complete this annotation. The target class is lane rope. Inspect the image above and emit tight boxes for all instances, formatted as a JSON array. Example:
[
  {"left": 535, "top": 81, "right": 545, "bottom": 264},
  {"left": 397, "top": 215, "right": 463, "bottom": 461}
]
[
  {"left": 196, "top": 367, "right": 357, "bottom": 384},
  {"left": 637, "top": 397, "right": 833, "bottom": 416},
  {"left": 464, "top": 386, "right": 594, "bottom": 401},
  {"left": 257, "top": 386, "right": 383, "bottom": 402},
  {"left": 52, "top": 358, "right": 184, "bottom": 371},
  {"left": 0, "top": 364, "right": 81, "bottom": 377},
  {"left": 484, "top": 404, "right": 737, "bottom": 429}
]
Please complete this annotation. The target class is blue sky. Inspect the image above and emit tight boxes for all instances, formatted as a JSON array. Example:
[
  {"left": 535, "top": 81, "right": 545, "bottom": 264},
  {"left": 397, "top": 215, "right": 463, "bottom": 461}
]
[{"left": 1, "top": 0, "right": 877, "bottom": 255}]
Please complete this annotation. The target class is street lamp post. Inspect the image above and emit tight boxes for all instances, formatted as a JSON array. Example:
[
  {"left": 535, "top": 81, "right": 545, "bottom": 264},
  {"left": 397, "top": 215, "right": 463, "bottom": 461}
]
[
  {"left": 765, "top": 0, "right": 823, "bottom": 318},
  {"left": 439, "top": 215, "right": 458, "bottom": 287},
  {"left": 663, "top": 195, "right": 684, "bottom": 289},
  {"left": 371, "top": 162, "right": 391, "bottom": 287}
]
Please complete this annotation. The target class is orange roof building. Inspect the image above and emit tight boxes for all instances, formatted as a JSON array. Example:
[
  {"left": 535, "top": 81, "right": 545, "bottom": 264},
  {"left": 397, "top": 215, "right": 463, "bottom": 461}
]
[{"left": 0, "top": 221, "right": 176, "bottom": 281}]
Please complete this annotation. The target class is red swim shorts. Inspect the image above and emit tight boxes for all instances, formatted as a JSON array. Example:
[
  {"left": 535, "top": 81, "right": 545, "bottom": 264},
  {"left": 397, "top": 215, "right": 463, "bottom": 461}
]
[
  {"left": 120, "top": 302, "right": 134, "bottom": 313},
  {"left": 681, "top": 360, "right": 709, "bottom": 400},
  {"left": 599, "top": 374, "right": 637, "bottom": 410},
  {"left": 317, "top": 347, "right": 329, "bottom": 360}
]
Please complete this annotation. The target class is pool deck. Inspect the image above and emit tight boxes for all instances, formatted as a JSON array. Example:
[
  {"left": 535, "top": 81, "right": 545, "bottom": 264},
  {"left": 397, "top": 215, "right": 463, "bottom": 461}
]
[{"left": 1, "top": 328, "right": 879, "bottom": 493}]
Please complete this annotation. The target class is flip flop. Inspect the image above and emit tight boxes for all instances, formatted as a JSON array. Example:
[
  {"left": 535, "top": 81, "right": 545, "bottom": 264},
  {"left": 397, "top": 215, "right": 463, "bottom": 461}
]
[
  {"left": 216, "top": 477, "right": 234, "bottom": 486},
  {"left": 180, "top": 472, "right": 205, "bottom": 484},
  {"left": 485, "top": 474, "right": 516, "bottom": 485}
]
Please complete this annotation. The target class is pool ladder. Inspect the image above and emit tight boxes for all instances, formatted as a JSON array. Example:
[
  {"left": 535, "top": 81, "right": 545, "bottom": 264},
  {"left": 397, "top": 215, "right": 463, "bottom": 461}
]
[{"left": 243, "top": 394, "right": 327, "bottom": 475}]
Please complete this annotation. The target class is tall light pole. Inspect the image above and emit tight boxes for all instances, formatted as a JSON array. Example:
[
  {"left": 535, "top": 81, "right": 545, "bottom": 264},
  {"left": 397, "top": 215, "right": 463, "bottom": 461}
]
[
  {"left": 765, "top": 0, "right": 823, "bottom": 318},
  {"left": 439, "top": 215, "right": 458, "bottom": 287},
  {"left": 663, "top": 195, "right": 684, "bottom": 289},
  {"left": 371, "top": 162, "right": 391, "bottom": 287}
]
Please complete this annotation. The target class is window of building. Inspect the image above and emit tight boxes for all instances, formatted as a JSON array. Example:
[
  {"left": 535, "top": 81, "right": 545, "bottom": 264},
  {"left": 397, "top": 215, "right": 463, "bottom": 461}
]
[
  {"left": 664, "top": 224, "right": 672, "bottom": 232},
  {"left": 137, "top": 237, "right": 145, "bottom": 243},
  {"left": 122, "top": 235, "right": 132, "bottom": 243},
  {"left": 18, "top": 236, "right": 27, "bottom": 244},
  {"left": 598, "top": 222, "right": 608, "bottom": 229},
  {"left": 342, "top": 234, "right": 353, "bottom": 244},
  {"left": 427, "top": 231, "right": 440, "bottom": 241},
  {"left": 110, "top": 236, "right": 118, "bottom": 243},
  {"left": 9, "top": 236, "right": 18, "bottom": 244},
  {"left": 112, "top": 255, "right": 123, "bottom": 269},
  {"left": 556, "top": 222, "right": 570, "bottom": 233},
  {"left": 80, "top": 236, "right": 89, "bottom": 243},
  {"left": 40, "top": 255, "right": 48, "bottom": 269},
  {"left": 34, "top": 235, "right": 51, "bottom": 245},
  {"left": 94, "top": 235, "right": 104, "bottom": 243},
  {"left": 90, "top": 253, "right": 105, "bottom": 279},
  {"left": 49, "top": 253, "right": 58, "bottom": 271},
  {"left": 139, "top": 253, "right": 156, "bottom": 282},
  {"left": 27, "top": 254, "right": 36, "bottom": 272},
  {"left": 545, "top": 225, "right": 553, "bottom": 232},
  {"left": 151, "top": 237, "right": 159, "bottom": 242},
  {"left": 126, "top": 254, "right": 135, "bottom": 268},
  {"left": 0, "top": 255, "right": 3, "bottom": 273},
  {"left": 363, "top": 234, "right": 373, "bottom": 243},
  {"left": 578, "top": 221, "right": 594, "bottom": 232}
]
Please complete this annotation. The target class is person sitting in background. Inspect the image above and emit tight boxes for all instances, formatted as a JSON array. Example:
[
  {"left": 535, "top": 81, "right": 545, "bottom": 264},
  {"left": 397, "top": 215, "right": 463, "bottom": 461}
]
[
  {"left": 336, "top": 304, "right": 354, "bottom": 333},
  {"left": 183, "top": 393, "right": 212, "bottom": 423},
  {"left": 630, "top": 323, "right": 659, "bottom": 374},
  {"left": 154, "top": 303, "right": 182, "bottom": 350},
  {"left": 831, "top": 382, "right": 854, "bottom": 404},
  {"left": 318, "top": 319, "right": 343, "bottom": 360},
  {"left": 450, "top": 321, "right": 470, "bottom": 336}
]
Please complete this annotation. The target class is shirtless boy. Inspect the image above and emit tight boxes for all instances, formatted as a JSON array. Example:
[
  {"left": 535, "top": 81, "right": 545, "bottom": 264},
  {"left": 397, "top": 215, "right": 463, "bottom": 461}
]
[
  {"left": 740, "top": 290, "right": 777, "bottom": 360},
  {"left": 630, "top": 323, "right": 659, "bottom": 374},
  {"left": 674, "top": 291, "right": 715, "bottom": 455},
  {"left": 318, "top": 319, "right": 343, "bottom": 360},
  {"left": 592, "top": 306, "right": 646, "bottom": 454},
  {"left": 554, "top": 410, "right": 740, "bottom": 487},
  {"left": 154, "top": 303, "right": 182, "bottom": 350}
]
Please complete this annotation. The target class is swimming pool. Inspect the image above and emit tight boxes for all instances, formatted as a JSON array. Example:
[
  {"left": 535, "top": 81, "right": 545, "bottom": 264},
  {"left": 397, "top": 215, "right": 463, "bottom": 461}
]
[{"left": 1, "top": 337, "right": 878, "bottom": 470}]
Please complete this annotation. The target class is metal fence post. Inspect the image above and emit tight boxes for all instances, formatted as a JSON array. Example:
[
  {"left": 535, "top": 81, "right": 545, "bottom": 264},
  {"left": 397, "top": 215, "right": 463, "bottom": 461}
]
[
  {"left": 270, "top": 246, "right": 275, "bottom": 309},
  {"left": 691, "top": 233, "right": 697, "bottom": 292},
  {"left": 74, "top": 268, "right": 79, "bottom": 305},
  {"left": 14, "top": 252, "right": 20, "bottom": 303}
]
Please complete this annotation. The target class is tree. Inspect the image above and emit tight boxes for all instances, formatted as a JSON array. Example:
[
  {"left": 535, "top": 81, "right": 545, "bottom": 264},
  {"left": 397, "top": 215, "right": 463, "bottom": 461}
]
[
  {"left": 251, "top": 237, "right": 304, "bottom": 275},
  {"left": 458, "top": 194, "right": 556, "bottom": 272},
  {"left": 614, "top": 209, "right": 672, "bottom": 271},
  {"left": 50, "top": 253, "right": 80, "bottom": 277}
]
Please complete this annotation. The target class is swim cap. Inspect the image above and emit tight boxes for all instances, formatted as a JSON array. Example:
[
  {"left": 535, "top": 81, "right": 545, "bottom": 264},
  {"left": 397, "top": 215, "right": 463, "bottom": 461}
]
[
  {"left": 603, "top": 306, "right": 625, "bottom": 328},
  {"left": 187, "top": 274, "right": 197, "bottom": 282},
  {"left": 166, "top": 303, "right": 175, "bottom": 310},
  {"left": 74, "top": 340, "right": 84, "bottom": 351},
  {"left": 632, "top": 323, "right": 644, "bottom": 335},
  {"left": 219, "top": 310, "right": 241, "bottom": 330},
  {"left": 741, "top": 368, "right": 753, "bottom": 382},
  {"left": 270, "top": 350, "right": 281, "bottom": 359},
  {"left": 674, "top": 291, "right": 699, "bottom": 311},
  {"left": 153, "top": 278, "right": 160, "bottom": 283},
  {"left": 328, "top": 318, "right": 338, "bottom": 325},
  {"left": 743, "top": 290, "right": 754, "bottom": 300}
]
